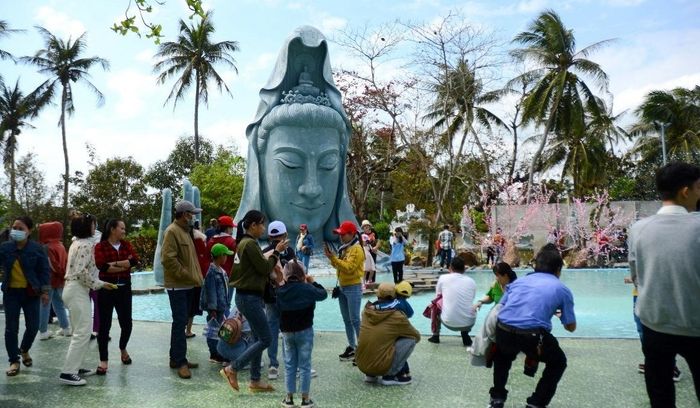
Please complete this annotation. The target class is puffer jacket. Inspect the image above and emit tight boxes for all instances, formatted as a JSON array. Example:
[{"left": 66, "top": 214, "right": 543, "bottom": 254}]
[
  {"left": 329, "top": 241, "right": 364, "bottom": 287},
  {"left": 355, "top": 301, "right": 421, "bottom": 376},
  {"left": 38, "top": 221, "right": 68, "bottom": 289}
]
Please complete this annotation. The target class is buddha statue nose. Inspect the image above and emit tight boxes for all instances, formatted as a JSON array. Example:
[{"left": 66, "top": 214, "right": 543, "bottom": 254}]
[{"left": 298, "top": 169, "right": 322, "bottom": 198}]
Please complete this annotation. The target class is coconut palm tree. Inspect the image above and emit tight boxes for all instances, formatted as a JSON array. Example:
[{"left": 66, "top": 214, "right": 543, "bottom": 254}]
[
  {"left": 510, "top": 9, "right": 613, "bottom": 201},
  {"left": 629, "top": 86, "right": 700, "bottom": 163},
  {"left": 21, "top": 27, "right": 109, "bottom": 221},
  {"left": 153, "top": 11, "right": 239, "bottom": 164},
  {"left": 536, "top": 97, "right": 628, "bottom": 196},
  {"left": 0, "top": 20, "right": 18, "bottom": 62},
  {"left": 424, "top": 58, "right": 507, "bottom": 200},
  {"left": 0, "top": 80, "right": 52, "bottom": 203}
]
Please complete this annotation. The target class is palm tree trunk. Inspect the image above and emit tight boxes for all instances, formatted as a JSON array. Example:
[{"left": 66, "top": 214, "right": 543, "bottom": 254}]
[
  {"left": 194, "top": 71, "right": 200, "bottom": 165},
  {"left": 9, "top": 131, "right": 16, "bottom": 204},
  {"left": 61, "top": 86, "right": 69, "bottom": 231}
]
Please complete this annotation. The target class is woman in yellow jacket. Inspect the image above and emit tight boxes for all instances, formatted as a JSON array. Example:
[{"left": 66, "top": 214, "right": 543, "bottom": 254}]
[{"left": 324, "top": 221, "right": 364, "bottom": 362}]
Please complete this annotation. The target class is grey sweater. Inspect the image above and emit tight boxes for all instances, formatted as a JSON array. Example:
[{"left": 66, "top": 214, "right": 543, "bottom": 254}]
[{"left": 629, "top": 206, "right": 700, "bottom": 337}]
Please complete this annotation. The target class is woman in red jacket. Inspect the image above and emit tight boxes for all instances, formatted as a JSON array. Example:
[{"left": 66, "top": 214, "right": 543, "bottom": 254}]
[
  {"left": 38, "top": 221, "right": 71, "bottom": 339},
  {"left": 93, "top": 219, "right": 140, "bottom": 375}
]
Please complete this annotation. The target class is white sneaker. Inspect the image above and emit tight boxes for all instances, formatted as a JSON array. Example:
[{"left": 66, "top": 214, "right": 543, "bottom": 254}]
[
  {"left": 268, "top": 366, "right": 279, "bottom": 379},
  {"left": 297, "top": 368, "right": 318, "bottom": 378},
  {"left": 364, "top": 375, "right": 378, "bottom": 383},
  {"left": 55, "top": 328, "right": 72, "bottom": 337},
  {"left": 39, "top": 331, "right": 53, "bottom": 340}
]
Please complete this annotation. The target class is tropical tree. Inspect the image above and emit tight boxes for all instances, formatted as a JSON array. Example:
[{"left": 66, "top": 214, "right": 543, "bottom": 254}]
[
  {"left": 629, "top": 86, "right": 700, "bottom": 163},
  {"left": 0, "top": 20, "right": 18, "bottom": 61},
  {"left": 21, "top": 27, "right": 109, "bottom": 227},
  {"left": 153, "top": 11, "right": 239, "bottom": 164},
  {"left": 424, "top": 58, "right": 507, "bottom": 199},
  {"left": 0, "top": 80, "right": 51, "bottom": 203},
  {"left": 510, "top": 9, "right": 612, "bottom": 201},
  {"left": 535, "top": 97, "right": 627, "bottom": 196}
]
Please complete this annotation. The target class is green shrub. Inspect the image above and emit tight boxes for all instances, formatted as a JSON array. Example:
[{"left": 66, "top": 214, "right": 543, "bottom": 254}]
[
  {"left": 373, "top": 221, "right": 390, "bottom": 241},
  {"left": 128, "top": 227, "right": 158, "bottom": 270}
]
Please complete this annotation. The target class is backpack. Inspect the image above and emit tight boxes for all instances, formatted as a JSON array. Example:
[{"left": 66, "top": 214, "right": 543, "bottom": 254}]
[{"left": 218, "top": 316, "right": 243, "bottom": 344}]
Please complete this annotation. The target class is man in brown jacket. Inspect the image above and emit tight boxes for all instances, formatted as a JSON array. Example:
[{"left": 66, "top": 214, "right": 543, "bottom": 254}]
[
  {"left": 161, "top": 200, "right": 204, "bottom": 379},
  {"left": 355, "top": 283, "right": 421, "bottom": 386}
]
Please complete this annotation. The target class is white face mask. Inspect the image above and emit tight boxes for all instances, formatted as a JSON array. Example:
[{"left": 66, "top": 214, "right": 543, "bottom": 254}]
[{"left": 9, "top": 230, "right": 27, "bottom": 242}]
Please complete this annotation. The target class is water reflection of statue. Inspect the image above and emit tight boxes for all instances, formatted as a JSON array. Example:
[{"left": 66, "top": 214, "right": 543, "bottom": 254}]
[{"left": 235, "top": 26, "right": 356, "bottom": 244}]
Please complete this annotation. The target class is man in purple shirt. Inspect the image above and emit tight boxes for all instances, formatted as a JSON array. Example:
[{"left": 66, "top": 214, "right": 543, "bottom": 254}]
[{"left": 488, "top": 244, "right": 576, "bottom": 408}]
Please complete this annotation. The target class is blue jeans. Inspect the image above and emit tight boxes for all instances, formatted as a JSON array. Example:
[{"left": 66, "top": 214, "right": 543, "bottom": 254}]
[
  {"left": 216, "top": 335, "right": 250, "bottom": 362},
  {"left": 338, "top": 284, "right": 362, "bottom": 348},
  {"left": 206, "top": 313, "right": 224, "bottom": 357},
  {"left": 297, "top": 252, "right": 311, "bottom": 272},
  {"left": 167, "top": 288, "right": 193, "bottom": 367},
  {"left": 283, "top": 327, "right": 314, "bottom": 394},
  {"left": 39, "top": 287, "right": 69, "bottom": 332},
  {"left": 440, "top": 248, "right": 452, "bottom": 268},
  {"left": 234, "top": 293, "right": 271, "bottom": 381},
  {"left": 266, "top": 302, "right": 280, "bottom": 368},
  {"left": 4, "top": 288, "right": 40, "bottom": 364}
]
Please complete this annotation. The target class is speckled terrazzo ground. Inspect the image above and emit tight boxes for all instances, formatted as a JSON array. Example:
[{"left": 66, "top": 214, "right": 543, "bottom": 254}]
[{"left": 0, "top": 316, "right": 697, "bottom": 408}]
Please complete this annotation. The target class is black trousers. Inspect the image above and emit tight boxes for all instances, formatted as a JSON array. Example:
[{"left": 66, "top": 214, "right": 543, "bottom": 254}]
[
  {"left": 642, "top": 324, "right": 700, "bottom": 407},
  {"left": 490, "top": 325, "right": 567, "bottom": 406},
  {"left": 391, "top": 261, "right": 404, "bottom": 283},
  {"left": 97, "top": 283, "right": 133, "bottom": 361}
]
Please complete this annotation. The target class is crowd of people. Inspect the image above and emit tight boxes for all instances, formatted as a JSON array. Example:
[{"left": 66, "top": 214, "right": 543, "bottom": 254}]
[{"left": 2, "top": 162, "right": 699, "bottom": 408}]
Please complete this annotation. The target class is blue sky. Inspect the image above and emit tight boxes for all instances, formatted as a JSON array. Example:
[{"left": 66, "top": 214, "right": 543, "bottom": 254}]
[{"left": 1, "top": 0, "right": 699, "bottom": 188}]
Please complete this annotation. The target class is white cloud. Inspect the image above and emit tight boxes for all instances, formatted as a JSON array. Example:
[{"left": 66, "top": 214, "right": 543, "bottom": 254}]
[
  {"left": 615, "top": 73, "right": 700, "bottom": 114},
  {"left": 604, "top": 0, "right": 645, "bottom": 6},
  {"left": 106, "top": 69, "right": 159, "bottom": 119},
  {"left": 35, "top": 6, "right": 87, "bottom": 39},
  {"left": 320, "top": 16, "right": 348, "bottom": 34},
  {"left": 135, "top": 49, "right": 156, "bottom": 64},
  {"left": 517, "top": 0, "right": 549, "bottom": 13}
]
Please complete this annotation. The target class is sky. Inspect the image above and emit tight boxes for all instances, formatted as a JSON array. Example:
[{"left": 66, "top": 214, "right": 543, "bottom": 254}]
[{"left": 0, "top": 0, "right": 699, "bottom": 189}]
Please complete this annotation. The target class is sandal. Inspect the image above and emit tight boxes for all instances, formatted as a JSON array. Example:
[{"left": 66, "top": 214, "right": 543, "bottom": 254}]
[
  {"left": 121, "top": 354, "right": 132, "bottom": 365},
  {"left": 20, "top": 353, "right": 32, "bottom": 367},
  {"left": 248, "top": 382, "right": 275, "bottom": 393},
  {"left": 219, "top": 367, "right": 239, "bottom": 391},
  {"left": 185, "top": 333, "right": 196, "bottom": 338},
  {"left": 5, "top": 363, "right": 20, "bottom": 376},
  {"left": 96, "top": 366, "right": 108, "bottom": 376}
]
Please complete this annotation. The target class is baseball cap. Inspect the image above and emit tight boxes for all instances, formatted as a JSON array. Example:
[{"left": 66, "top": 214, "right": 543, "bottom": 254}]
[
  {"left": 268, "top": 220, "right": 287, "bottom": 237},
  {"left": 299, "top": 224, "right": 308, "bottom": 230},
  {"left": 395, "top": 281, "right": 413, "bottom": 298},
  {"left": 174, "top": 200, "right": 202, "bottom": 214},
  {"left": 211, "top": 243, "right": 234, "bottom": 257},
  {"left": 218, "top": 215, "right": 235, "bottom": 228},
  {"left": 333, "top": 220, "right": 358, "bottom": 235},
  {"left": 376, "top": 282, "right": 396, "bottom": 299}
]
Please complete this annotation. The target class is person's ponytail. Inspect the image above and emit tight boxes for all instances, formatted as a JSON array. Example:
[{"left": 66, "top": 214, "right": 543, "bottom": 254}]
[{"left": 235, "top": 210, "right": 265, "bottom": 246}]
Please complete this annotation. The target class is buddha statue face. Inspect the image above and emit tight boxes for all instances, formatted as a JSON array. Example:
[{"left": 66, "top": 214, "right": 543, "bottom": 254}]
[{"left": 261, "top": 125, "right": 341, "bottom": 233}]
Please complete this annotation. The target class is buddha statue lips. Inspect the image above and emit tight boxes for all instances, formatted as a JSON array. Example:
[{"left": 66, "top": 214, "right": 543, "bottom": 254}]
[{"left": 235, "top": 26, "right": 357, "bottom": 243}]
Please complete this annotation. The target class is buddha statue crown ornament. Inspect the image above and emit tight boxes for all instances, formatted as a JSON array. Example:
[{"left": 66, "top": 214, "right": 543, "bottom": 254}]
[{"left": 280, "top": 66, "right": 331, "bottom": 107}]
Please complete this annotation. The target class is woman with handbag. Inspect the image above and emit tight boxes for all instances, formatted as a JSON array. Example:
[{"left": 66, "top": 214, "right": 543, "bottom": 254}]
[
  {"left": 324, "top": 221, "right": 364, "bottom": 362},
  {"left": 296, "top": 224, "right": 314, "bottom": 272},
  {"left": 1, "top": 216, "right": 50, "bottom": 377}
]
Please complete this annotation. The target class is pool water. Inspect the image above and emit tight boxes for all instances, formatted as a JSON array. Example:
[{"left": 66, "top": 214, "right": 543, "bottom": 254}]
[{"left": 131, "top": 266, "right": 639, "bottom": 339}]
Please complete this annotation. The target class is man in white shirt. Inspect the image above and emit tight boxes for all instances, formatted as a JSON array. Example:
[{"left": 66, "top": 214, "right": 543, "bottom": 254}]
[{"left": 428, "top": 257, "right": 476, "bottom": 346}]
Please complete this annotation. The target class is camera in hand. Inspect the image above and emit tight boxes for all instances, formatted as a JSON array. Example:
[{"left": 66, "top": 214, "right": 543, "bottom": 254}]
[{"left": 332, "top": 286, "right": 341, "bottom": 299}]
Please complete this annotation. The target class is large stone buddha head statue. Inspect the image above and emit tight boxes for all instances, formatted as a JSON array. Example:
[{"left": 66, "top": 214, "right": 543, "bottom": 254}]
[{"left": 235, "top": 26, "right": 356, "bottom": 243}]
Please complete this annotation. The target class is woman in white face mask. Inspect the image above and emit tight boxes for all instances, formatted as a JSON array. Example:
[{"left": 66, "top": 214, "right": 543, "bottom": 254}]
[{"left": 0, "top": 216, "right": 51, "bottom": 377}]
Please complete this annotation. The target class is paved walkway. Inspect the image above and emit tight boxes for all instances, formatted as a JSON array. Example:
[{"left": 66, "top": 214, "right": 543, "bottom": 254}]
[{"left": 0, "top": 317, "right": 696, "bottom": 407}]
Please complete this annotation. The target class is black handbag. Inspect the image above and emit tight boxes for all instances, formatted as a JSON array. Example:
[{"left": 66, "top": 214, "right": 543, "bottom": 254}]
[{"left": 331, "top": 285, "right": 341, "bottom": 299}]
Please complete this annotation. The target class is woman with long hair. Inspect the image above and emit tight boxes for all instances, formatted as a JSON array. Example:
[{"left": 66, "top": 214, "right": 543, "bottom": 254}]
[
  {"left": 93, "top": 219, "right": 140, "bottom": 375},
  {"left": 221, "top": 210, "right": 288, "bottom": 393},
  {"left": 59, "top": 214, "right": 117, "bottom": 385},
  {"left": 1, "top": 216, "right": 50, "bottom": 377}
]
